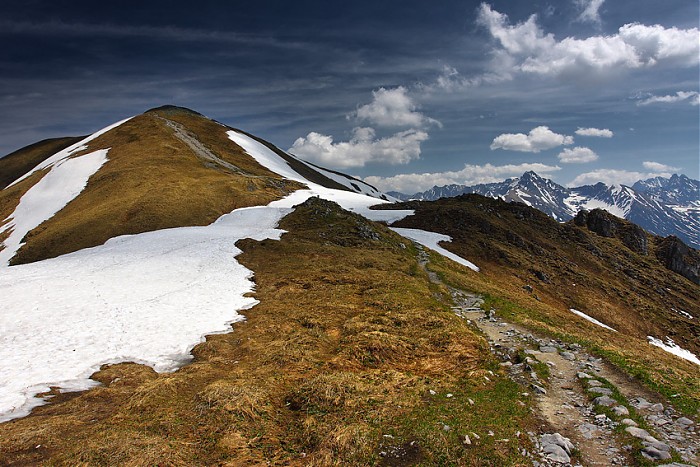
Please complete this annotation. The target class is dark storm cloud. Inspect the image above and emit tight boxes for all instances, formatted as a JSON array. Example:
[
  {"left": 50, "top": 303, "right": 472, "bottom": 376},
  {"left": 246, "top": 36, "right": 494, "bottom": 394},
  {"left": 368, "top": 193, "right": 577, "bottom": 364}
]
[{"left": 0, "top": 0, "right": 697, "bottom": 189}]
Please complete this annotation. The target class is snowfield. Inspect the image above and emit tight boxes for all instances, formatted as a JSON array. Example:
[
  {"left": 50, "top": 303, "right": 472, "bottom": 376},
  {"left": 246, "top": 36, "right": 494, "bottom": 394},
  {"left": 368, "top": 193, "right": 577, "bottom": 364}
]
[
  {"left": 647, "top": 336, "right": 700, "bottom": 366},
  {"left": 390, "top": 227, "right": 479, "bottom": 272},
  {"left": 0, "top": 204, "right": 291, "bottom": 421},
  {"left": 569, "top": 308, "right": 617, "bottom": 332}
]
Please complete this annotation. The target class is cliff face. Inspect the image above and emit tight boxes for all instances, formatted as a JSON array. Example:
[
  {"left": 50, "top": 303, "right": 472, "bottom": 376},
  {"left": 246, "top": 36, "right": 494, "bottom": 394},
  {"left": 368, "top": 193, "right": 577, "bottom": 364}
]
[
  {"left": 655, "top": 236, "right": 700, "bottom": 285},
  {"left": 574, "top": 209, "right": 648, "bottom": 256}
]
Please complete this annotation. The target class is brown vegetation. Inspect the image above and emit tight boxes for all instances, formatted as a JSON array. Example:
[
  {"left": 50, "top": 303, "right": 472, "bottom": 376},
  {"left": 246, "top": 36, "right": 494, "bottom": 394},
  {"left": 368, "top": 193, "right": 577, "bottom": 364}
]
[
  {"left": 0, "top": 198, "right": 540, "bottom": 465},
  {"left": 5, "top": 108, "right": 304, "bottom": 265},
  {"left": 387, "top": 194, "right": 700, "bottom": 413}
]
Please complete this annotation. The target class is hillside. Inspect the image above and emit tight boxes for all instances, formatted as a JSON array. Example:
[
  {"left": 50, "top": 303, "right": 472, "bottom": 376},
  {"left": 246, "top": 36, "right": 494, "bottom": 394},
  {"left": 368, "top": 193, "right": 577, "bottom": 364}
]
[
  {"left": 0, "top": 107, "right": 698, "bottom": 465},
  {"left": 384, "top": 195, "right": 700, "bottom": 403}
]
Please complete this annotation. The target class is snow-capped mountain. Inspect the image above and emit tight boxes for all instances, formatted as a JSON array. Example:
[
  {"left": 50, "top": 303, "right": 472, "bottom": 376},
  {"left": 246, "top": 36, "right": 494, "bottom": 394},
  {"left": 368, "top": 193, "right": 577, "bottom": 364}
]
[{"left": 399, "top": 171, "right": 700, "bottom": 248}]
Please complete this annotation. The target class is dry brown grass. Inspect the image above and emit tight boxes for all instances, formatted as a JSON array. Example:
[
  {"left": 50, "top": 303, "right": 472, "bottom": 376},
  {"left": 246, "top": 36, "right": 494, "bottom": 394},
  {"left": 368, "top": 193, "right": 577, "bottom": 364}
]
[
  {"left": 0, "top": 197, "right": 539, "bottom": 465},
  {"left": 391, "top": 195, "right": 700, "bottom": 413}
]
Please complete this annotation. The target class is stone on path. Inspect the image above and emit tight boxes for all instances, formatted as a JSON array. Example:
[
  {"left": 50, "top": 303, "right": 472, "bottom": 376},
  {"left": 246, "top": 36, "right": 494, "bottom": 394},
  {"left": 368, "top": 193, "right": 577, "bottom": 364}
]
[
  {"left": 560, "top": 351, "right": 576, "bottom": 361},
  {"left": 587, "top": 379, "right": 603, "bottom": 387},
  {"left": 588, "top": 386, "right": 613, "bottom": 396},
  {"left": 593, "top": 395, "right": 616, "bottom": 407},
  {"left": 676, "top": 417, "right": 694, "bottom": 427},
  {"left": 540, "top": 433, "right": 574, "bottom": 453},
  {"left": 539, "top": 345, "right": 558, "bottom": 353},
  {"left": 577, "top": 371, "right": 593, "bottom": 379},
  {"left": 612, "top": 406, "right": 629, "bottom": 416},
  {"left": 641, "top": 446, "right": 672, "bottom": 461},
  {"left": 621, "top": 418, "right": 638, "bottom": 427},
  {"left": 543, "top": 444, "right": 570, "bottom": 463},
  {"left": 540, "top": 433, "right": 574, "bottom": 464},
  {"left": 633, "top": 397, "right": 652, "bottom": 409},
  {"left": 625, "top": 426, "right": 652, "bottom": 440}
]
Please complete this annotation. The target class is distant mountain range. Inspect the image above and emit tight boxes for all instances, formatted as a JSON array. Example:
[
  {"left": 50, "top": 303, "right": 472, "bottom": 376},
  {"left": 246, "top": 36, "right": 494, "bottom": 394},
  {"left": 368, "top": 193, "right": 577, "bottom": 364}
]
[{"left": 389, "top": 171, "right": 700, "bottom": 249}]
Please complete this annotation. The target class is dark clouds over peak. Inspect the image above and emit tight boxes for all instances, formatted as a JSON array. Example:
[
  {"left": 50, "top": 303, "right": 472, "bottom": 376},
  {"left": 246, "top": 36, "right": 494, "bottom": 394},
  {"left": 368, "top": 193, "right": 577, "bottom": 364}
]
[{"left": 1, "top": 0, "right": 698, "bottom": 190}]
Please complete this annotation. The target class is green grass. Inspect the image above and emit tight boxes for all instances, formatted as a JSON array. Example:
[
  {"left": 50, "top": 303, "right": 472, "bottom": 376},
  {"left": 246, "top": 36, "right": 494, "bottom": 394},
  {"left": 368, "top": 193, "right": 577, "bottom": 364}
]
[{"left": 387, "top": 377, "right": 535, "bottom": 466}]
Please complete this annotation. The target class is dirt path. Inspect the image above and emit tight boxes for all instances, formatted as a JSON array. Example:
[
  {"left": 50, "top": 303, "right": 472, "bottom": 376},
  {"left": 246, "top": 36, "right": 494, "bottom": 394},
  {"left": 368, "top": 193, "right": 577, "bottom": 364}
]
[{"left": 416, "top": 244, "right": 699, "bottom": 466}]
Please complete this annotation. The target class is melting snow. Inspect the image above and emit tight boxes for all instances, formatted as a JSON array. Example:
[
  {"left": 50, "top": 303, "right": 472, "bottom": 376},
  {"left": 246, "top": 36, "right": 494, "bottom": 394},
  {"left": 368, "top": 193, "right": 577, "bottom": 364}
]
[
  {"left": 580, "top": 199, "right": 627, "bottom": 218},
  {"left": 647, "top": 336, "right": 700, "bottom": 366},
  {"left": 0, "top": 149, "right": 110, "bottom": 266},
  {"left": 0, "top": 202, "right": 295, "bottom": 421},
  {"left": 227, "top": 131, "right": 412, "bottom": 224},
  {"left": 671, "top": 308, "right": 694, "bottom": 320},
  {"left": 0, "top": 128, "right": 415, "bottom": 422},
  {"left": 569, "top": 308, "right": 617, "bottom": 332},
  {"left": 390, "top": 228, "right": 479, "bottom": 272}
]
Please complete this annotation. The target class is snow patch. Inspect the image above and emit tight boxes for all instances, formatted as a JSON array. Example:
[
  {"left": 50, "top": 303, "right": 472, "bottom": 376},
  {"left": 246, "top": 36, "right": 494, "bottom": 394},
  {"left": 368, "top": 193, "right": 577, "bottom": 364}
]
[
  {"left": 569, "top": 308, "right": 617, "bottom": 332},
  {"left": 671, "top": 308, "right": 693, "bottom": 320},
  {"left": 0, "top": 197, "right": 299, "bottom": 422},
  {"left": 0, "top": 149, "right": 110, "bottom": 266},
  {"left": 647, "top": 336, "right": 700, "bottom": 366},
  {"left": 390, "top": 227, "right": 479, "bottom": 271},
  {"left": 581, "top": 199, "right": 627, "bottom": 218},
  {"left": 227, "top": 130, "right": 412, "bottom": 223}
]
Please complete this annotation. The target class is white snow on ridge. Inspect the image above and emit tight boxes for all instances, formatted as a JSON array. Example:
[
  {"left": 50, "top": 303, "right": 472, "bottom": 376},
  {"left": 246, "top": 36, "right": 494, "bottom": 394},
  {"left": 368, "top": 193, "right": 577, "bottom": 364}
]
[
  {"left": 390, "top": 227, "right": 479, "bottom": 272},
  {"left": 227, "top": 130, "right": 412, "bottom": 224},
  {"left": 581, "top": 199, "right": 627, "bottom": 218},
  {"left": 9, "top": 117, "right": 132, "bottom": 187},
  {"left": 569, "top": 308, "right": 617, "bottom": 332},
  {"left": 0, "top": 149, "right": 110, "bottom": 266},
  {"left": 647, "top": 336, "right": 700, "bottom": 366}
]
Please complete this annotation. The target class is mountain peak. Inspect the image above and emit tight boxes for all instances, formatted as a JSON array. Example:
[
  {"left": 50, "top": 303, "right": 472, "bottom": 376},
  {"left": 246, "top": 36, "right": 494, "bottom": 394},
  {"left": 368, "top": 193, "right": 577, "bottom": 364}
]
[{"left": 144, "top": 105, "right": 205, "bottom": 117}]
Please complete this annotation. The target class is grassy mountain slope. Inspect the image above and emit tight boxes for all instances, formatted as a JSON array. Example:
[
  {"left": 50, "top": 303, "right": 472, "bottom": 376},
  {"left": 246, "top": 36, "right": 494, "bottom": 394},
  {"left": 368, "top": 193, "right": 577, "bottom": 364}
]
[
  {"left": 1, "top": 107, "right": 305, "bottom": 265},
  {"left": 385, "top": 194, "right": 700, "bottom": 412},
  {"left": 0, "top": 198, "right": 541, "bottom": 466}
]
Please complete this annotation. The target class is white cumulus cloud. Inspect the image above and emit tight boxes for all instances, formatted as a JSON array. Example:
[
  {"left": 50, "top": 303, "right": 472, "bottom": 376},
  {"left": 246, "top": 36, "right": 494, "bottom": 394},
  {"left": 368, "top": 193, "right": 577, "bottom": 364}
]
[
  {"left": 568, "top": 169, "right": 672, "bottom": 187},
  {"left": 642, "top": 161, "right": 680, "bottom": 172},
  {"left": 349, "top": 86, "right": 441, "bottom": 128},
  {"left": 575, "top": 0, "right": 605, "bottom": 25},
  {"left": 575, "top": 127, "right": 613, "bottom": 137},
  {"left": 557, "top": 146, "right": 599, "bottom": 163},
  {"left": 490, "top": 126, "right": 574, "bottom": 153},
  {"left": 289, "top": 127, "right": 429, "bottom": 168},
  {"left": 476, "top": 3, "right": 699, "bottom": 80},
  {"left": 364, "top": 162, "right": 561, "bottom": 193},
  {"left": 637, "top": 91, "right": 700, "bottom": 106}
]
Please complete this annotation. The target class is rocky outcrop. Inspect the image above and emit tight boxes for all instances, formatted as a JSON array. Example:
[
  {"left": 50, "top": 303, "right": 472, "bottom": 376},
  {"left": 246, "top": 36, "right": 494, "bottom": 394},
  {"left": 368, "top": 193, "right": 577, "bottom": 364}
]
[
  {"left": 655, "top": 236, "right": 700, "bottom": 284},
  {"left": 574, "top": 209, "right": 648, "bottom": 255}
]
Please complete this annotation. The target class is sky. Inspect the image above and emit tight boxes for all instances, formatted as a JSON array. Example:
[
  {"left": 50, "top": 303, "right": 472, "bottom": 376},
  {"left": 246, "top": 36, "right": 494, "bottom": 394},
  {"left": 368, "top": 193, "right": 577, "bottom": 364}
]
[{"left": 1, "top": 0, "right": 698, "bottom": 193}]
